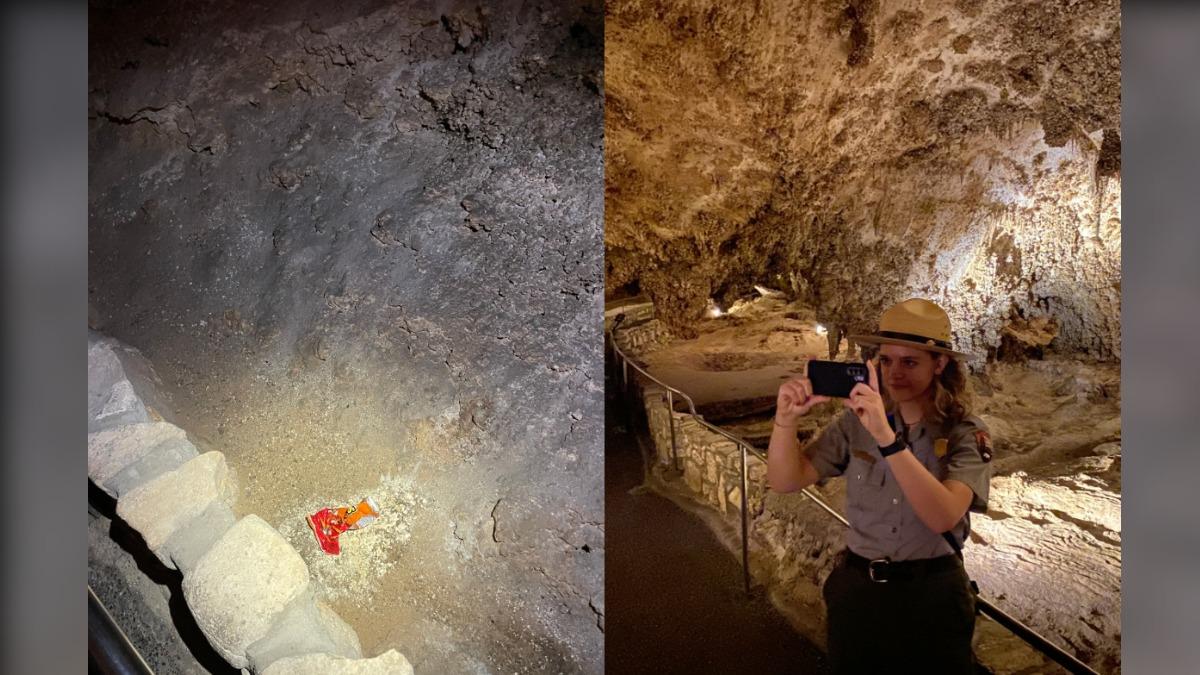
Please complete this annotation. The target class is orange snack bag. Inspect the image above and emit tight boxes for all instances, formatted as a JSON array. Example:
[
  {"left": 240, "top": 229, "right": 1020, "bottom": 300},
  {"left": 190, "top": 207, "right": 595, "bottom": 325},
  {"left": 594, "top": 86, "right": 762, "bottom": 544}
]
[{"left": 307, "top": 497, "right": 379, "bottom": 555}]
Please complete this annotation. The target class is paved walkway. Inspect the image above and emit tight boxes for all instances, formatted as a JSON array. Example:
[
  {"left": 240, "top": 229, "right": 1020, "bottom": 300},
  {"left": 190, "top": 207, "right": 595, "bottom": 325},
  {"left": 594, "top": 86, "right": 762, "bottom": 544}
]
[{"left": 605, "top": 398, "right": 830, "bottom": 674}]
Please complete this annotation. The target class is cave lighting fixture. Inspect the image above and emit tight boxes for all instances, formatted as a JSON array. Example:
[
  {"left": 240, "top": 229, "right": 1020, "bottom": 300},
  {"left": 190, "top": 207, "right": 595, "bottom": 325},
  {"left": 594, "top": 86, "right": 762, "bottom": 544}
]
[
  {"left": 706, "top": 299, "right": 724, "bottom": 318},
  {"left": 815, "top": 324, "right": 828, "bottom": 335}
]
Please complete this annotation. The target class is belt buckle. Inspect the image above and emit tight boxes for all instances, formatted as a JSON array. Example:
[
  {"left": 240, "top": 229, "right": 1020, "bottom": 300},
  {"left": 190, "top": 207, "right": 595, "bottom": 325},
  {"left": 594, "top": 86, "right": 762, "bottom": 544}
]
[{"left": 868, "top": 558, "right": 890, "bottom": 583}]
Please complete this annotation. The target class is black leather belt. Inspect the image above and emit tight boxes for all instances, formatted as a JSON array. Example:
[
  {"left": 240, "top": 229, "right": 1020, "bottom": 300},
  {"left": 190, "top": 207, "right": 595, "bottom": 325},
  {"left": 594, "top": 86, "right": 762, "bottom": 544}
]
[{"left": 843, "top": 550, "right": 961, "bottom": 583}]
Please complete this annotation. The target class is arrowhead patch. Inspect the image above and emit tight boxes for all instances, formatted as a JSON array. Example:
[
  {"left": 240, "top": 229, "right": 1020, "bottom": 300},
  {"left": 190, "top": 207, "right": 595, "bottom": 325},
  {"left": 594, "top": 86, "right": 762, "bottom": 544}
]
[{"left": 974, "top": 430, "right": 993, "bottom": 463}]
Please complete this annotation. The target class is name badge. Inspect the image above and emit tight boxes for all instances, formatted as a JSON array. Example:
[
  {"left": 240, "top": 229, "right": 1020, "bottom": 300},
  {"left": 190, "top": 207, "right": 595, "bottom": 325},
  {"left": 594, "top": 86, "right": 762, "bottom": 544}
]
[
  {"left": 934, "top": 438, "right": 948, "bottom": 458},
  {"left": 851, "top": 450, "right": 877, "bottom": 466}
]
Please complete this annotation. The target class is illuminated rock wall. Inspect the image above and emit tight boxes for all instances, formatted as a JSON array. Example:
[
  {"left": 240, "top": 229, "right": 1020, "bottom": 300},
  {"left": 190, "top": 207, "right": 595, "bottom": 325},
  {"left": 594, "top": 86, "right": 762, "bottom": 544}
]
[{"left": 606, "top": 0, "right": 1120, "bottom": 358}]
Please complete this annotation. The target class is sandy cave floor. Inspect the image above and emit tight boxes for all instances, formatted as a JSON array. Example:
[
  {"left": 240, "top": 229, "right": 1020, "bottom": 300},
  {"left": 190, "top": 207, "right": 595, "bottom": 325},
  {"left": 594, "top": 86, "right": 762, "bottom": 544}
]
[
  {"left": 150, "top": 342, "right": 549, "bottom": 672},
  {"left": 626, "top": 294, "right": 1122, "bottom": 672}
]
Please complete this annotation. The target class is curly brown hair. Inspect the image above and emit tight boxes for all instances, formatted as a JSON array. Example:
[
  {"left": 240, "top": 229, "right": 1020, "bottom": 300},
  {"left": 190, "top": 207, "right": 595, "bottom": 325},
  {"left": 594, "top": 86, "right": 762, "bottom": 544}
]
[{"left": 925, "top": 356, "right": 973, "bottom": 430}]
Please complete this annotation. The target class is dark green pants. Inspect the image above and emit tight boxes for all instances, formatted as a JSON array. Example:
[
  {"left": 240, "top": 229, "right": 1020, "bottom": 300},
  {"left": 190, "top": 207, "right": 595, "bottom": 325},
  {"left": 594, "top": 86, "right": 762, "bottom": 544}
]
[{"left": 822, "top": 551, "right": 977, "bottom": 675}]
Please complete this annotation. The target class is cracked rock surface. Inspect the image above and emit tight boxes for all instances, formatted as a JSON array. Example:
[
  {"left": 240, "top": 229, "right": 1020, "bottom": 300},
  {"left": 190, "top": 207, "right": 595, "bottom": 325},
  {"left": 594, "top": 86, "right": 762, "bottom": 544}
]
[
  {"left": 606, "top": 0, "right": 1120, "bottom": 358},
  {"left": 89, "top": 0, "right": 604, "bottom": 671}
]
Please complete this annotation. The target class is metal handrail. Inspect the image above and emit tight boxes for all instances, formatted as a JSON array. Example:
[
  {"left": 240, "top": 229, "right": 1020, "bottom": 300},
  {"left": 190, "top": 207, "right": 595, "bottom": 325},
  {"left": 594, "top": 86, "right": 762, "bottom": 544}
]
[
  {"left": 89, "top": 585, "right": 155, "bottom": 675},
  {"left": 606, "top": 316, "right": 1100, "bottom": 675},
  {"left": 607, "top": 316, "right": 846, "bottom": 594}
]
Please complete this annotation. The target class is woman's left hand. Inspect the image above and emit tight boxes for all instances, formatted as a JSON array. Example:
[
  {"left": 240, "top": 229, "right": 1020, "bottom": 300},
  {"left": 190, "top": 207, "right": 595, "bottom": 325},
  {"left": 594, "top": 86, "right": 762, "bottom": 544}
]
[{"left": 844, "top": 358, "right": 895, "bottom": 446}]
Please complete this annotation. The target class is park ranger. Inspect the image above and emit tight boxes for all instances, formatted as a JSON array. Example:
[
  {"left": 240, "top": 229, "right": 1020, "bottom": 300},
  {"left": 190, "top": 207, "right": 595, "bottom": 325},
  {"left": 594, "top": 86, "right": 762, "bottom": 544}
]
[{"left": 767, "top": 298, "right": 992, "bottom": 674}]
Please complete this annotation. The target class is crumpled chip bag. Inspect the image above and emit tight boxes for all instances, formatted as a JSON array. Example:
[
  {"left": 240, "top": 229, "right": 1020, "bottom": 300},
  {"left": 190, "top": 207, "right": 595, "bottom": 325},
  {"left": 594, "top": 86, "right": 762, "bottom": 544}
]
[{"left": 306, "top": 497, "right": 380, "bottom": 555}]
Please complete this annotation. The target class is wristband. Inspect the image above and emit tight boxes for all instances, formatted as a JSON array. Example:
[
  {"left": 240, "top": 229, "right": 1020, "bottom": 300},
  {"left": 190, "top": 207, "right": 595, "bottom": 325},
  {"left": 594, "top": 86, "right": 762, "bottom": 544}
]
[
  {"left": 878, "top": 437, "right": 907, "bottom": 458},
  {"left": 773, "top": 418, "right": 798, "bottom": 430}
]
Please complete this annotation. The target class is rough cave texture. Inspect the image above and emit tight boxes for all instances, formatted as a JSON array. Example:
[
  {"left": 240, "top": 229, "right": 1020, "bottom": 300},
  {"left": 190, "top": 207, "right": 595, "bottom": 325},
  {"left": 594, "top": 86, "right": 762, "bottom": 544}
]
[
  {"left": 89, "top": 0, "right": 603, "bottom": 672},
  {"left": 606, "top": 0, "right": 1120, "bottom": 358}
]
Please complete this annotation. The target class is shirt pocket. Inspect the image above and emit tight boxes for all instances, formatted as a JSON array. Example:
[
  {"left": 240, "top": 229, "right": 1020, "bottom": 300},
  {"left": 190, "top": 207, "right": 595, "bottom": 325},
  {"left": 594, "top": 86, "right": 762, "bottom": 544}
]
[{"left": 845, "top": 453, "right": 887, "bottom": 525}]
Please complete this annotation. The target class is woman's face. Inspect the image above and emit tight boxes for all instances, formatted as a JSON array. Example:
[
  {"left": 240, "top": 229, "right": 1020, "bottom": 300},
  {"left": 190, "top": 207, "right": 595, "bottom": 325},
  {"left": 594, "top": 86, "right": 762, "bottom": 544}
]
[{"left": 878, "top": 344, "right": 946, "bottom": 403}]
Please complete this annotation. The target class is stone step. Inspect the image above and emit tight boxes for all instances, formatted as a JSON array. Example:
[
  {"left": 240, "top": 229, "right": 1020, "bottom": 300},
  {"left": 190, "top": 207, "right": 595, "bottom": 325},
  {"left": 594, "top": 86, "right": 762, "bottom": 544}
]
[
  {"left": 88, "top": 422, "right": 189, "bottom": 497},
  {"left": 163, "top": 501, "right": 237, "bottom": 576},
  {"left": 183, "top": 515, "right": 311, "bottom": 669},
  {"left": 246, "top": 587, "right": 362, "bottom": 673},
  {"left": 107, "top": 436, "right": 199, "bottom": 498},
  {"left": 115, "top": 451, "right": 236, "bottom": 570}
]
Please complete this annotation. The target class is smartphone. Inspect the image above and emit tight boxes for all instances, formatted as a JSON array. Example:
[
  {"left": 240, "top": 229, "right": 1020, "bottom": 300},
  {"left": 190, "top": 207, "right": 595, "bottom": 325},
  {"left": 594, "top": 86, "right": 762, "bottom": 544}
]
[{"left": 807, "top": 360, "right": 870, "bottom": 398}]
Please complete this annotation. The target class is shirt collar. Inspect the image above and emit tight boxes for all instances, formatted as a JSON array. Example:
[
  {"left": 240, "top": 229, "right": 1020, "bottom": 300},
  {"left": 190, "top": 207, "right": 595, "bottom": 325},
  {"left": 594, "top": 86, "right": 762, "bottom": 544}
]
[{"left": 889, "top": 413, "right": 926, "bottom": 442}]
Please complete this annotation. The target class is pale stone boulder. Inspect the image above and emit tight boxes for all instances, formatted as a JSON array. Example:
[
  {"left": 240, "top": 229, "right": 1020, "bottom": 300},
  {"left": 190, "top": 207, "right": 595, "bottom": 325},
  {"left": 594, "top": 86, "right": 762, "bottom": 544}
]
[
  {"left": 184, "top": 516, "right": 311, "bottom": 669},
  {"left": 88, "top": 422, "right": 188, "bottom": 496},
  {"left": 246, "top": 587, "right": 363, "bottom": 672},
  {"left": 162, "top": 502, "right": 237, "bottom": 576},
  {"left": 116, "top": 452, "right": 235, "bottom": 569},
  {"left": 107, "top": 436, "right": 199, "bottom": 498},
  {"left": 260, "top": 649, "right": 414, "bottom": 675},
  {"left": 89, "top": 371, "right": 150, "bottom": 432},
  {"left": 87, "top": 331, "right": 175, "bottom": 431}
]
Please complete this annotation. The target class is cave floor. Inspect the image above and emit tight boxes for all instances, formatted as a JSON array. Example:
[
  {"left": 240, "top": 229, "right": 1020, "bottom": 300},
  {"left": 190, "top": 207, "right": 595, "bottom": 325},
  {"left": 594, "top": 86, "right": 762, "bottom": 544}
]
[
  {"left": 154, "top": 367, "right": 556, "bottom": 673},
  {"left": 639, "top": 296, "right": 830, "bottom": 405},
  {"left": 98, "top": 331, "right": 576, "bottom": 673}
]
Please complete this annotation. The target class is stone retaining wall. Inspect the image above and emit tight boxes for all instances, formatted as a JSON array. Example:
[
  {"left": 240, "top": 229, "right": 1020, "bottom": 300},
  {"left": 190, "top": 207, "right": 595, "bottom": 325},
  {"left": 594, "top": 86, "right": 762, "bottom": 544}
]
[
  {"left": 612, "top": 318, "right": 673, "bottom": 355},
  {"left": 603, "top": 300, "right": 656, "bottom": 331},
  {"left": 88, "top": 330, "right": 415, "bottom": 675}
]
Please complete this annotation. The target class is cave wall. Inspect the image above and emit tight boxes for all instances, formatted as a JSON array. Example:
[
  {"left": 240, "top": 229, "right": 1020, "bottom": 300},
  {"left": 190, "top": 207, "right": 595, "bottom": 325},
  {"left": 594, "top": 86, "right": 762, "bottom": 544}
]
[
  {"left": 88, "top": 0, "right": 604, "bottom": 671},
  {"left": 606, "top": 0, "right": 1120, "bottom": 358}
]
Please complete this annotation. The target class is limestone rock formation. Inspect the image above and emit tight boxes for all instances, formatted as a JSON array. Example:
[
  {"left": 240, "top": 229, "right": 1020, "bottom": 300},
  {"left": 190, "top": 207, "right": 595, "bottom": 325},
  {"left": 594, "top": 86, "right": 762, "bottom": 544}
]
[{"left": 606, "top": 0, "right": 1120, "bottom": 358}]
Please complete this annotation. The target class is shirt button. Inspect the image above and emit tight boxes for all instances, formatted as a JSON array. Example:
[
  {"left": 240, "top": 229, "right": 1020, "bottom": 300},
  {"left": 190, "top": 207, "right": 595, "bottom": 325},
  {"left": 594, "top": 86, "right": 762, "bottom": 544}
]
[
  {"left": 891, "top": 498, "right": 899, "bottom": 505},
  {"left": 856, "top": 474, "right": 862, "bottom": 480},
  {"left": 891, "top": 527, "right": 897, "bottom": 533}
]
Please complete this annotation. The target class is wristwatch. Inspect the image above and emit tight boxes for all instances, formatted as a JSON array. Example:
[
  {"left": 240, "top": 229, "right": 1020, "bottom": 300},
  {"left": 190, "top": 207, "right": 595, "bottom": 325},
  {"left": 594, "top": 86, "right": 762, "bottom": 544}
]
[{"left": 878, "top": 436, "right": 907, "bottom": 458}]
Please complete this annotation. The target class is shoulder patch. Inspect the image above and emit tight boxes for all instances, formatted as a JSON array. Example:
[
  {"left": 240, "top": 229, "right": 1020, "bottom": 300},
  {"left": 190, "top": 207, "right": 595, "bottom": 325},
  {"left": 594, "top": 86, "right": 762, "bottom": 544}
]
[
  {"left": 974, "top": 430, "right": 993, "bottom": 463},
  {"left": 934, "top": 438, "right": 948, "bottom": 458}
]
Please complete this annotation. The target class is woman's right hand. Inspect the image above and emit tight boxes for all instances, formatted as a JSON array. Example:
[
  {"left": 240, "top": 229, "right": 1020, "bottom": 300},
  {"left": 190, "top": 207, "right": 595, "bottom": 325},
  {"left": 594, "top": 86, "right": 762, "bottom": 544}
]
[{"left": 775, "top": 366, "right": 830, "bottom": 428}]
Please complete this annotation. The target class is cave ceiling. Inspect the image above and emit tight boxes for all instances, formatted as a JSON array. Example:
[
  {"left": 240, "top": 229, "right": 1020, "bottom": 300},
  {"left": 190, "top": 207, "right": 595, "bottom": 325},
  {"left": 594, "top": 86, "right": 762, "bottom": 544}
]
[{"left": 605, "top": 0, "right": 1121, "bottom": 359}]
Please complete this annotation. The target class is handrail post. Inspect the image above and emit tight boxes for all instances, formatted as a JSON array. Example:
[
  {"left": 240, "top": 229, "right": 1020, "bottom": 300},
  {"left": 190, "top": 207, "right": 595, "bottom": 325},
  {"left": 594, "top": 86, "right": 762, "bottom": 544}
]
[
  {"left": 619, "top": 358, "right": 630, "bottom": 428},
  {"left": 740, "top": 442, "right": 751, "bottom": 596},
  {"left": 666, "top": 389, "right": 679, "bottom": 471}
]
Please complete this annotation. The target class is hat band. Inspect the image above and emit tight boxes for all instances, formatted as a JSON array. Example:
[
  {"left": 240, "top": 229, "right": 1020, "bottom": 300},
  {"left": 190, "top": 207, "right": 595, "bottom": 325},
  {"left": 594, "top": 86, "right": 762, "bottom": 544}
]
[{"left": 878, "top": 330, "right": 951, "bottom": 350}]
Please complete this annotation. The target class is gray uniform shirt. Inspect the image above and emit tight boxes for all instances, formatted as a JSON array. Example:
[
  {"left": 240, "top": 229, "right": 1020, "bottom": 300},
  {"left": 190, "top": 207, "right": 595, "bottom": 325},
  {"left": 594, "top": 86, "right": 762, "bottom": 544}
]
[{"left": 803, "top": 410, "right": 991, "bottom": 561}]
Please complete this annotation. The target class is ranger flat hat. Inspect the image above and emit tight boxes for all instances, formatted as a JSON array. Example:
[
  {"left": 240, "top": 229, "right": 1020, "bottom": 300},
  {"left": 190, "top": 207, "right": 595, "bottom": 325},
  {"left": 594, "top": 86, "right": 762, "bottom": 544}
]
[{"left": 848, "top": 298, "right": 971, "bottom": 359}]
